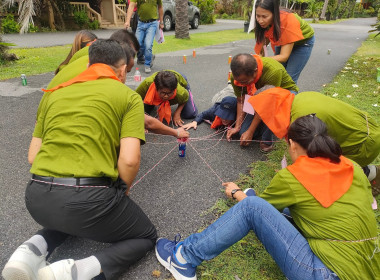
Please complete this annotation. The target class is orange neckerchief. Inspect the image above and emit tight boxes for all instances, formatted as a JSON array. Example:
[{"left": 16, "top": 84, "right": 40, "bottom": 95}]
[
  {"left": 254, "top": 12, "right": 304, "bottom": 54},
  {"left": 143, "top": 83, "right": 177, "bottom": 124},
  {"left": 86, "top": 39, "right": 96, "bottom": 47},
  {"left": 247, "top": 87, "right": 294, "bottom": 139},
  {"left": 42, "top": 63, "right": 120, "bottom": 93},
  {"left": 287, "top": 156, "right": 354, "bottom": 208},
  {"left": 233, "top": 54, "right": 263, "bottom": 96},
  {"left": 211, "top": 116, "right": 223, "bottom": 129}
]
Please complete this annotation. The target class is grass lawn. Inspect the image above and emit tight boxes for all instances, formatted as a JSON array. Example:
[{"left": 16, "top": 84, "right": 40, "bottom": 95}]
[
  {"left": 196, "top": 34, "right": 380, "bottom": 280},
  {"left": 0, "top": 29, "right": 253, "bottom": 80}
]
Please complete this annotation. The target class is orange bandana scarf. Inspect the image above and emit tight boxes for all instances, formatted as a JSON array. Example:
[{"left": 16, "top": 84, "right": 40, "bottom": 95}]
[
  {"left": 287, "top": 156, "right": 354, "bottom": 208},
  {"left": 254, "top": 12, "right": 304, "bottom": 54},
  {"left": 43, "top": 63, "right": 120, "bottom": 93},
  {"left": 143, "top": 83, "right": 177, "bottom": 124},
  {"left": 210, "top": 116, "right": 223, "bottom": 129},
  {"left": 247, "top": 87, "right": 294, "bottom": 139},
  {"left": 233, "top": 54, "right": 263, "bottom": 96}
]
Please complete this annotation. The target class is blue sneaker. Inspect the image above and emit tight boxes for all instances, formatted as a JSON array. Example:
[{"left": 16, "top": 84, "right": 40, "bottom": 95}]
[
  {"left": 155, "top": 235, "right": 197, "bottom": 280},
  {"left": 243, "top": 188, "right": 256, "bottom": 196}
]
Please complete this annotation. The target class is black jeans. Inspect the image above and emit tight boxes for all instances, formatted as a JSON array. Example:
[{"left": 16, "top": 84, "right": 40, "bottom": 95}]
[{"left": 25, "top": 178, "right": 157, "bottom": 280}]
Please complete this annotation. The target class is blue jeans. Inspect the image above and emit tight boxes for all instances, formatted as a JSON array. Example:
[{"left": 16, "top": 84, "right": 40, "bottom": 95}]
[
  {"left": 275, "top": 35, "right": 315, "bottom": 84},
  {"left": 181, "top": 197, "right": 339, "bottom": 280},
  {"left": 179, "top": 73, "right": 198, "bottom": 119},
  {"left": 136, "top": 20, "right": 157, "bottom": 67},
  {"left": 240, "top": 115, "right": 274, "bottom": 146}
]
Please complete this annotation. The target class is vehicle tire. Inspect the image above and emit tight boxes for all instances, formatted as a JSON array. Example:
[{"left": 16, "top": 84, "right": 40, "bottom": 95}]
[
  {"left": 163, "top": 14, "right": 172, "bottom": 31},
  {"left": 191, "top": 14, "right": 199, "bottom": 29}
]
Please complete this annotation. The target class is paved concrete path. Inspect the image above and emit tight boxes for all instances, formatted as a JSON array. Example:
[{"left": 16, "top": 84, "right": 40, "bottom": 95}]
[
  {"left": 2, "top": 19, "right": 246, "bottom": 48},
  {"left": 0, "top": 17, "right": 376, "bottom": 280}
]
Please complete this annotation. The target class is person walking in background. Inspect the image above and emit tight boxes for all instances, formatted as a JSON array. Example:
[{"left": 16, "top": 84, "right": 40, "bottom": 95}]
[
  {"left": 254, "top": 0, "right": 315, "bottom": 84},
  {"left": 155, "top": 115, "right": 379, "bottom": 280},
  {"left": 124, "top": 0, "right": 164, "bottom": 74}
]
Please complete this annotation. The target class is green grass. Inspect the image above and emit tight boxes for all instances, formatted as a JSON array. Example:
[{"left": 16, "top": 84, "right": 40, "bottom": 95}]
[
  {"left": 0, "top": 29, "right": 253, "bottom": 80},
  {"left": 197, "top": 34, "right": 380, "bottom": 280},
  {"left": 315, "top": 18, "right": 349, "bottom": 24}
]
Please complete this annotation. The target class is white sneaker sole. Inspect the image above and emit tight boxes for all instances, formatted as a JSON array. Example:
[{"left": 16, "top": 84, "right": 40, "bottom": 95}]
[
  {"left": 155, "top": 246, "right": 197, "bottom": 280},
  {"left": 2, "top": 261, "right": 36, "bottom": 280}
]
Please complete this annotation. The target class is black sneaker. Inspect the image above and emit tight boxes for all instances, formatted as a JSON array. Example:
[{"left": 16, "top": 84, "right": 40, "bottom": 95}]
[{"left": 137, "top": 59, "right": 145, "bottom": 65}]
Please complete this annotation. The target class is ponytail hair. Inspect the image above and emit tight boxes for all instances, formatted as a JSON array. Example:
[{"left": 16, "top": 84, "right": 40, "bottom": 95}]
[{"left": 288, "top": 114, "right": 342, "bottom": 163}]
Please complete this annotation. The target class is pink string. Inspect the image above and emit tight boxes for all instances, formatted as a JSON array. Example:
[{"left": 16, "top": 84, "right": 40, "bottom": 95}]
[
  {"left": 188, "top": 141, "right": 224, "bottom": 184},
  {"left": 131, "top": 144, "right": 177, "bottom": 189}
]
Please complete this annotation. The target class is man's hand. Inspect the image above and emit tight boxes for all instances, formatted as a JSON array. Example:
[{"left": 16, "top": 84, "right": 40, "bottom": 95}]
[
  {"left": 173, "top": 113, "right": 184, "bottom": 127},
  {"left": 176, "top": 127, "right": 190, "bottom": 138},
  {"left": 226, "top": 127, "right": 239, "bottom": 141},
  {"left": 183, "top": 121, "right": 197, "bottom": 131},
  {"left": 124, "top": 21, "right": 130, "bottom": 29},
  {"left": 159, "top": 22, "right": 164, "bottom": 30},
  {"left": 223, "top": 182, "right": 240, "bottom": 199},
  {"left": 240, "top": 130, "right": 254, "bottom": 147}
]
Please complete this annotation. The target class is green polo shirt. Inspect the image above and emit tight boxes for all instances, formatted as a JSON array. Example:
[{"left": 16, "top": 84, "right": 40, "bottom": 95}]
[
  {"left": 293, "top": 13, "right": 314, "bottom": 45},
  {"left": 231, "top": 57, "right": 299, "bottom": 97},
  {"left": 31, "top": 78, "right": 145, "bottom": 180},
  {"left": 291, "top": 92, "right": 380, "bottom": 166},
  {"left": 136, "top": 70, "right": 189, "bottom": 105},
  {"left": 260, "top": 162, "right": 379, "bottom": 280},
  {"left": 131, "top": 0, "right": 162, "bottom": 21}
]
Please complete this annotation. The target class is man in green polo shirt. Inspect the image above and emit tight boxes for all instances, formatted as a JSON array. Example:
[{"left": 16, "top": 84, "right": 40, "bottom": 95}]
[
  {"left": 2, "top": 40, "right": 157, "bottom": 280},
  {"left": 227, "top": 53, "right": 298, "bottom": 151},
  {"left": 125, "top": 0, "right": 164, "bottom": 73}
]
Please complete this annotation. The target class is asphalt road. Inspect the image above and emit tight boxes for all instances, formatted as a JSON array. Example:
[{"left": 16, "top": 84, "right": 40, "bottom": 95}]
[{"left": 0, "top": 17, "right": 376, "bottom": 280}]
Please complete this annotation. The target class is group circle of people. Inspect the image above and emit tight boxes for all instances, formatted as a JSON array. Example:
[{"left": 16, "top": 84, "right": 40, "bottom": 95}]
[{"left": 2, "top": 0, "right": 379, "bottom": 279}]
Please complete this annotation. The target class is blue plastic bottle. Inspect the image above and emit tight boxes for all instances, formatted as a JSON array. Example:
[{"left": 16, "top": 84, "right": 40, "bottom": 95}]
[{"left": 178, "top": 142, "right": 186, "bottom": 157}]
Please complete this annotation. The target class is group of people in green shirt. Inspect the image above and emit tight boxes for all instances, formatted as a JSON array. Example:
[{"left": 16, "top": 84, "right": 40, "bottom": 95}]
[{"left": 2, "top": 0, "right": 380, "bottom": 279}]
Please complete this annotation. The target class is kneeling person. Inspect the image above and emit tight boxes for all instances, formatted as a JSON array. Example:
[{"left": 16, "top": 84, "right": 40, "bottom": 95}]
[
  {"left": 136, "top": 70, "right": 198, "bottom": 127},
  {"left": 2, "top": 39, "right": 157, "bottom": 280}
]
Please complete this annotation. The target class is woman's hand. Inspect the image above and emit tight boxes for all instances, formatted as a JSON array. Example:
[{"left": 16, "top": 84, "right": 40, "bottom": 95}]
[
  {"left": 223, "top": 182, "right": 240, "bottom": 198},
  {"left": 173, "top": 112, "right": 184, "bottom": 127},
  {"left": 183, "top": 121, "right": 197, "bottom": 130}
]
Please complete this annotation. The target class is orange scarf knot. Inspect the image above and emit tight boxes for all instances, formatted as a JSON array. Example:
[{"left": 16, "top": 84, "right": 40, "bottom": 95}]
[{"left": 143, "top": 83, "right": 177, "bottom": 124}]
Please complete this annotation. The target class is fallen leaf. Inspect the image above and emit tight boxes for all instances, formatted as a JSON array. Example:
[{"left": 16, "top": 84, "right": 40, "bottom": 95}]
[{"left": 152, "top": 270, "right": 161, "bottom": 277}]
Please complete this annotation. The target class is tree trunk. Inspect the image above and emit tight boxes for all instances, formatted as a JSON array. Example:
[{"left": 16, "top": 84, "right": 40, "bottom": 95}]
[
  {"left": 50, "top": 0, "right": 65, "bottom": 30},
  {"left": 319, "top": 0, "right": 329, "bottom": 20},
  {"left": 175, "top": 0, "right": 190, "bottom": 39},
  {"left": 332, "top": 0, "right": 343, "bottom": 20},
  {"left": 46, "top": 0, "right": 56, "bottom": 30}
]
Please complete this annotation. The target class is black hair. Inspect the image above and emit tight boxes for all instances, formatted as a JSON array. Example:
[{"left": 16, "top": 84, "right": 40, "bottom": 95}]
[
  {"left": 88, "top": 39, "right": 127, "bottom": 68},
  {"left": 154, "top": 71, "right": 178, "bottom": 91},
  {"left": 230, "top": 54, "right": 257, "bottom": 78},
  {"left": 119, "top": 42, "right": 134, "bottom": 66},
  {"left": 288, "top": 114, "right": 342, "bottom": 163},
  {"left": 254, "top": 0, "right": 281, "bottom": 44},
  {"left": 110, "top": 29, "right": 140, "bottom": 54}
]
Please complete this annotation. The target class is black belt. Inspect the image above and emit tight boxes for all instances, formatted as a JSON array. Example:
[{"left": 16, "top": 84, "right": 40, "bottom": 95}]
[
  {"left": 139, "top": 19, "right": 157, "bottom": 23},
  {"left": 31, "top": 174, "right": 112, "bottom": 187}
]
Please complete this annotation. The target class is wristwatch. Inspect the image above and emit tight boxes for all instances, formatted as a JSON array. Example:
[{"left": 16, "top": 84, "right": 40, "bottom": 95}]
[{"left": 231, "top": 189, "right": 242, "bottom": 199}]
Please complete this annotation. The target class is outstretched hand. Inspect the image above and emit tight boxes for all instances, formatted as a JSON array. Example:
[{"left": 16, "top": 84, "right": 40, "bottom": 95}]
[
  {"left": 240, "top": 130, "right": 254, "bottom": 147},
  {"left": 183, "top": 121, "right": 197, "bottom": 131},
  {"left": 226, "top": 127, "right": 239, "bottom": 142},
  {"left": 222, "top": 182, "right": 240, "bottom": 198}
]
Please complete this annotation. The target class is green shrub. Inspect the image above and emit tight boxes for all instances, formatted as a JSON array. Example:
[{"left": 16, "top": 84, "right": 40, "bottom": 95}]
[
  {"left": 221, "top": 13, "right": 229, "bottom": 19},
  {"left": 198, "top": 0, "right": 217, "bottom": 24},
  {"left": 88, "top": 19, "right": 100, "bottom": 30},
  {"left": 73, "top": 10, "right": 89, "bottom": 28},
  {"left": 28, "top": 23, "right": 39, "bottom": 33},
  {"left": 1, "top": 14, "right": 20, "bottom": 34}
]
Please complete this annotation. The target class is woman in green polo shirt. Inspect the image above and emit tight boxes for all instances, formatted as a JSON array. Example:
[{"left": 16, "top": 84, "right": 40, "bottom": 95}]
[
  {"left": 155, "top": 115, "right": 379, "bottom": 280},
  {"left": 254, "top": 0, "right": 315, "bottom": 84}
]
